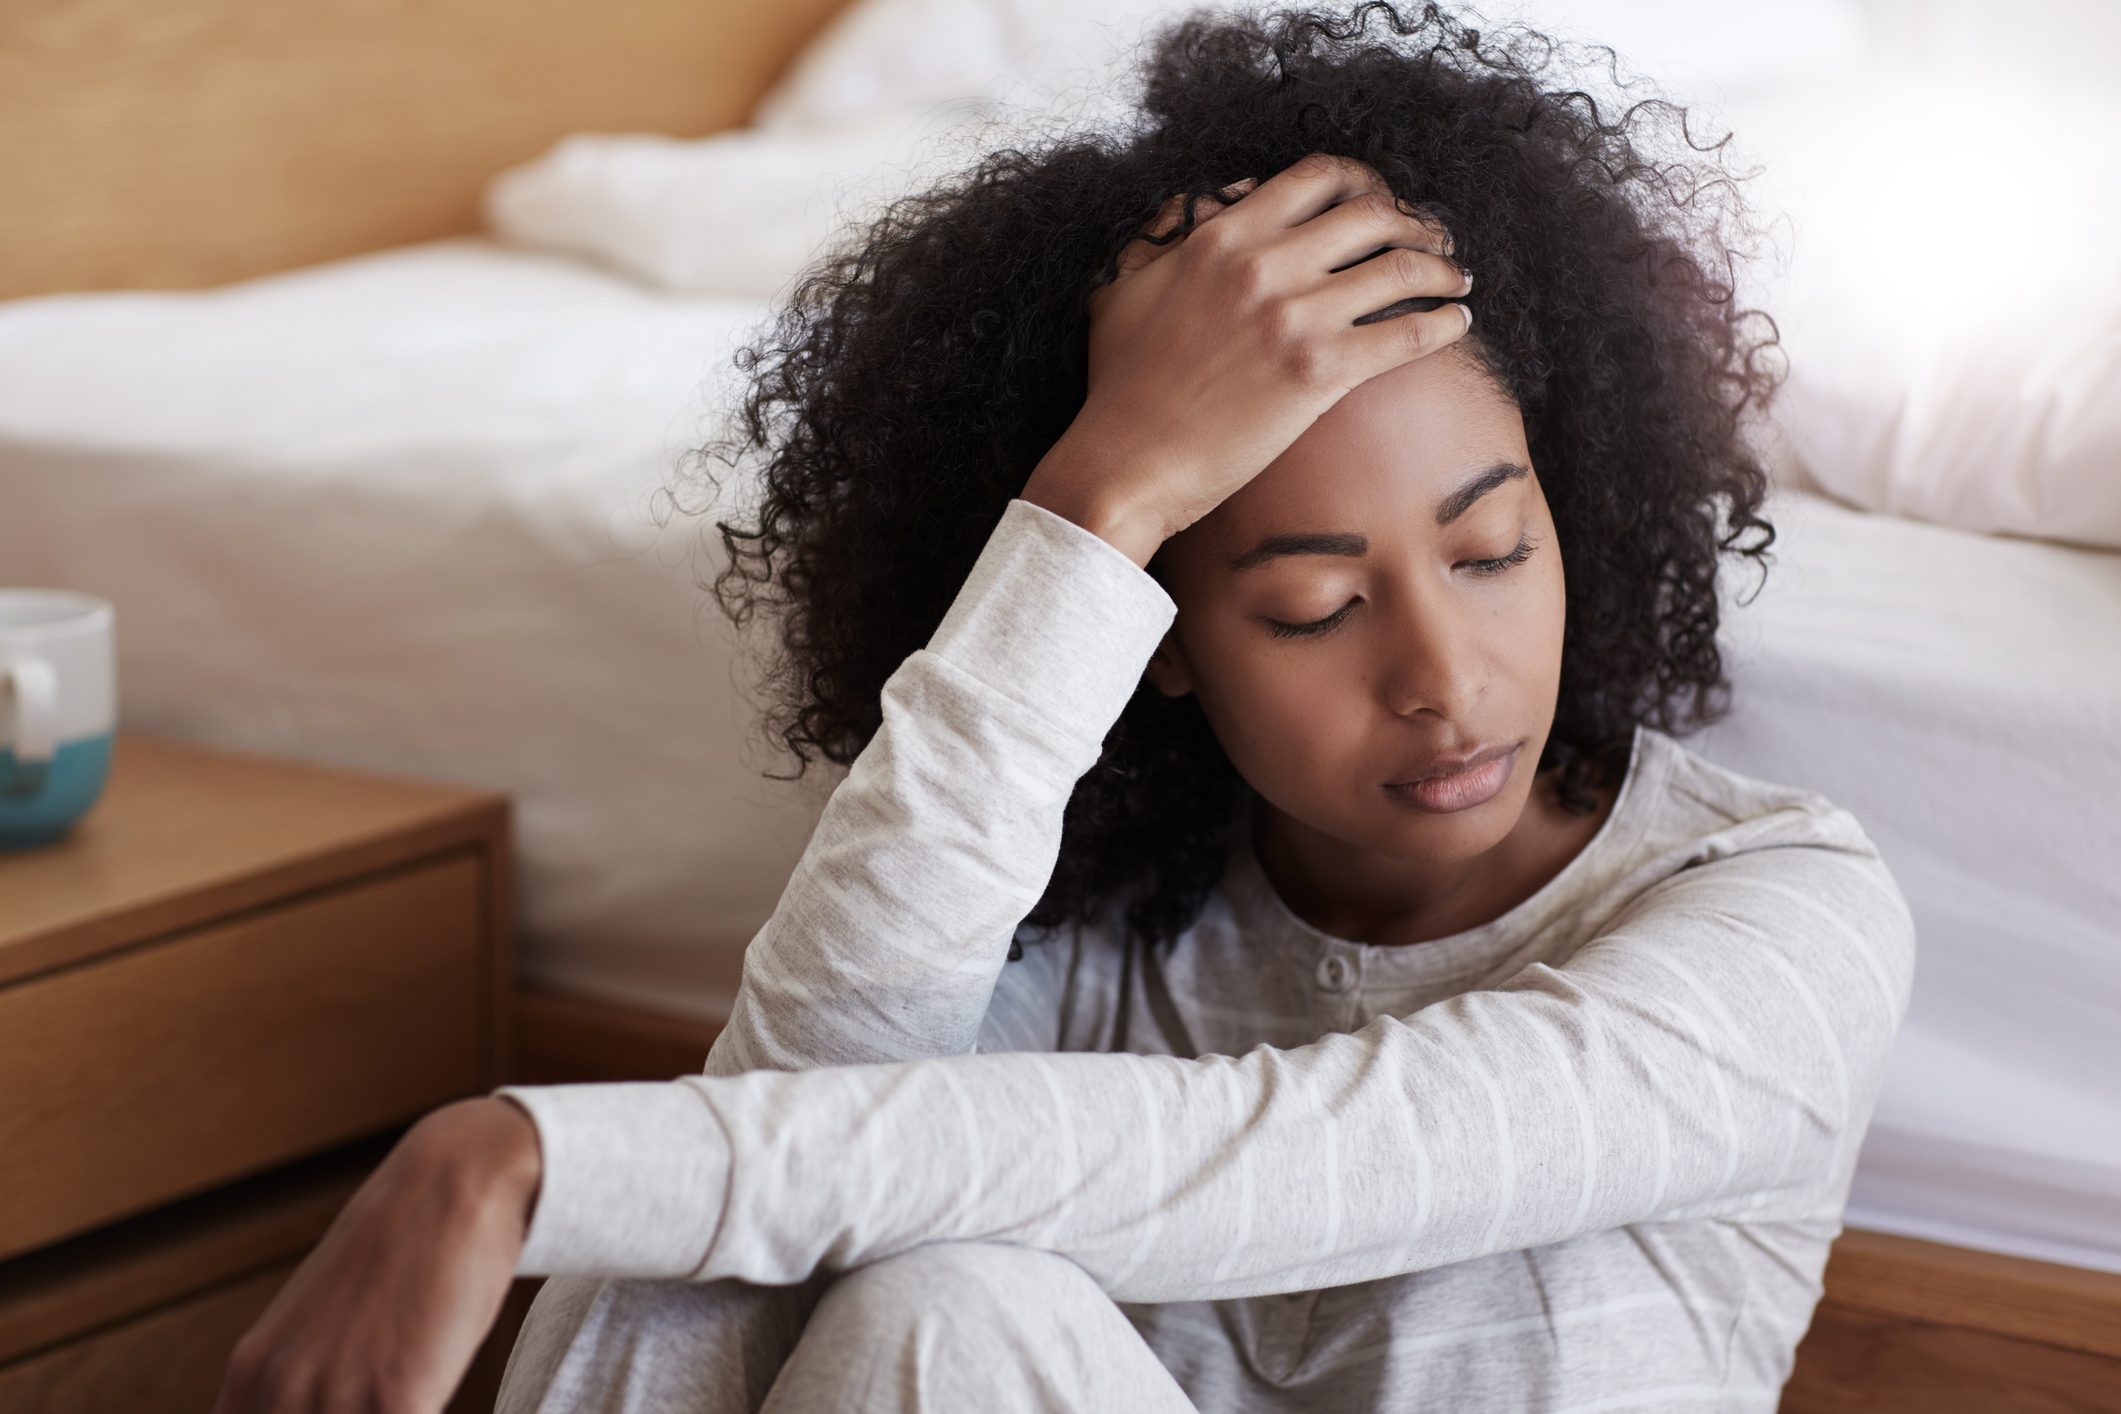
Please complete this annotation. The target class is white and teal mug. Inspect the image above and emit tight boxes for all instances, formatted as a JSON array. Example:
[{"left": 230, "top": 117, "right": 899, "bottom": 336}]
[{"left": 1, "top": 590, "right": 116, "bottom": 850}]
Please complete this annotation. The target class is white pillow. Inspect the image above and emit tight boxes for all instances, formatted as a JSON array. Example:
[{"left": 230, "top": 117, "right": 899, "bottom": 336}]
[
  {"left": 489, "top": 0, "right": 1871, "bottom": 300},
  {"left": 748, "top": 0, "right": 1196, "bottom": 135},
  {"left": 482, "top": 0, "right": 1184, "bottom": 298},
  {"left": 484, "top": 125, "right": 951, "bottom": 300},
  {"left": 489, "top": 0, "right": 2121, "bottom": 553},
  {"left": 750, "top": 0, "right": 1872, "bottom": 136},
  {"left": 1718, "top": 69, "right": 2121, "bottom": 551}
]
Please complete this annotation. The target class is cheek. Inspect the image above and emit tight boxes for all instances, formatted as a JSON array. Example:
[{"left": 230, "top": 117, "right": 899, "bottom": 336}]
[
  {"left": 1190, "top": 648, "right": 1360, "bottom": 791},
  {"left": 1532, "top": 552, "right": 1569, "bottom": 666}
]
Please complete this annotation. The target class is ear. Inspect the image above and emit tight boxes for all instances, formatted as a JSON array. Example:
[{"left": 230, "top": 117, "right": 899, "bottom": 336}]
[{"left": 1143, "top": 626, "right": 1196, "bottom": 699}]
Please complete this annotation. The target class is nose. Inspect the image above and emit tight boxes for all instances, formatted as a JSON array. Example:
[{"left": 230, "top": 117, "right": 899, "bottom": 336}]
[{"left": 1375, "top": 581, "right": 1487, "bottom": 722}]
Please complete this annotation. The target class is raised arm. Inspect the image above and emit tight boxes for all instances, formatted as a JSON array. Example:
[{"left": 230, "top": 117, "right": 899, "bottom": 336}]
[
  {"left": 700, "top": 493, "right": 1175, "bottom": 1077},
  {"left": 499, "top": 810, "right": 1916, "bottom": 1300},
  {"left": 704, "top": 150, "right": 1472, "bottom": 1078}
]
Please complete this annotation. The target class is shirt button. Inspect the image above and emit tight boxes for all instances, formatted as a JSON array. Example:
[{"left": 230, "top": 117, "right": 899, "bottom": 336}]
[{"left": 1316, "top": 954, "right": 1354, "bottom": 992}]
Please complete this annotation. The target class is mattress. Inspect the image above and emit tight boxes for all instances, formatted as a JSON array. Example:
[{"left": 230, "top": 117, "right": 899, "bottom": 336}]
[
  {"left": 0, "top": 238, "right": 837, "bottom": 1017},
  {"left": 2, "top": 239, "right": 2115, "bottom": 1275},
  {"left": 1688, "top": 488, "right": 2121, "bottom": 1274}
]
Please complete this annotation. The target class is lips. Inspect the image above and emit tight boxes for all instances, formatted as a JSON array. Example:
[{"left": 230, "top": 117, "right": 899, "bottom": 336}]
[{"left": 1387, "top": 739, "right": 1519, "bottom": 785}]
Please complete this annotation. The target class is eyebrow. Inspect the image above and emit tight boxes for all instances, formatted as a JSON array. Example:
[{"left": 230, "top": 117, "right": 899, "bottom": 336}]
[{"left": 1226, "top": 460, "right": 1530, "bottom": 572}]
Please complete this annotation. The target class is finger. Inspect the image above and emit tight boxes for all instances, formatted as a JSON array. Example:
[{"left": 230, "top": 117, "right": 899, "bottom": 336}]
[
  {"left": 1144, "top": 177, "right": 1257, "bottom": 240},
  {"left": 1297, "top": 190, "right": 1458, "bottom": 274},
  {"left": 1114, "top": 178, "right": 1257, "bottom": 278},
  {"left": 1114, "top": 185, "right": 1241, "bottom": 280},
  {"left": 1236, "top": 151, "right": 1456, "bottom": 255},
  {"left": 1313, "top": 243, "right": 1471, "bottom": 325},
  {"left": 1338, "top": 298, "right": 1474, "bottom": 384}
]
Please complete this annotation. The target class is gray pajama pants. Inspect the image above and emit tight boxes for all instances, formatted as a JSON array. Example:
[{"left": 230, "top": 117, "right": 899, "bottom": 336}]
[{"left": 491, "top": 1242, "right": 1200, "bottom": 1413}]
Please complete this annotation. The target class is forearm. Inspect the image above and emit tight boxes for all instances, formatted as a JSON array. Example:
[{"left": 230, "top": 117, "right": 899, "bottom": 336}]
[
  {"left": 1018, "top": 427, "right": 1170, "bottom": 569},
  {"left": 664, "top": 997, "right": 1846, "bottom": 1303},
  {"left": 700, "top": 494, "right": 1176, "bottom": 1077},
  {"left": 501, "top": 824, "right": 1914, "bottom": 1298}
]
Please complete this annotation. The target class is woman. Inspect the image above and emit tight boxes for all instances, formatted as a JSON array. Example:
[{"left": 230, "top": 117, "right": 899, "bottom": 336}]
[{"left": 213, "top": 4, "right": 1916, "bottom": 1410}]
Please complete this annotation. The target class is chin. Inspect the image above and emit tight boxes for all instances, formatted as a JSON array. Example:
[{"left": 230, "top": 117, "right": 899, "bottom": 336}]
[{"left": 1274, "top": 802, "right": 1493, "bottom": 864}]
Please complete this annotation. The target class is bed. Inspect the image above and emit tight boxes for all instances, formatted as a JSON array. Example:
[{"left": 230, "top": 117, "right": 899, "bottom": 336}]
[
  {"left": 1694, "top": 490, "right": 2121, "bottom": 1279},
  {"left": 3, "top": 0, "right": 2118, "bottom": 1406},
  {"left": 0, "top": 237, "right": 824, "bottom": 1020}
]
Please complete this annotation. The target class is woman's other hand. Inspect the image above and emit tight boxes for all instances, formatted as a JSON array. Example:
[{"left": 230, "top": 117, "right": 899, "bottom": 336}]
[
  {"left": 210, "top": 1097, "right": 543, "bottom": 1414},
  {"left": 1023, "top": 151, "right": 1472, "bottom": 567}
]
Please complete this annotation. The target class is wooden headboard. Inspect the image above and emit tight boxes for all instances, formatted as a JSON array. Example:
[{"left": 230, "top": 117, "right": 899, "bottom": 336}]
[{"left": 0, "top": 0, "right": 853, "bottom": 299}]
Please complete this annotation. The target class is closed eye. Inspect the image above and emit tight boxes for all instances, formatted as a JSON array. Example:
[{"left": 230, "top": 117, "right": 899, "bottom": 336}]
[
  {"left": 1262, "top": 533, "right": 1541, "bottom": 640},
  {"left": 1265, "top": 602, "right": 1357, "bottom": 640},
  {"left": 1469, "top": 532, "right": 1538, "bottom": 577}
]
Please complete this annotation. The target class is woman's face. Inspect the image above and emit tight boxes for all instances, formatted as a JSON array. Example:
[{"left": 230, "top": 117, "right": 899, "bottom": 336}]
[{"left": 1144, "top": 343, "right": 1566, "bottom": 870}]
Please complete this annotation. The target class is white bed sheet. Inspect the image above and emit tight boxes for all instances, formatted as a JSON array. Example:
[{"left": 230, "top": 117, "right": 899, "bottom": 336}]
[
  {"left": 1, "top": 239, "right": 2115, "bottom": 1274},
  {"left": 0, "top": 237, "right": 838, "bottom": 1017},
  {"left": 1689, "top": 489, "right": 2121, "bottom": 1274}
]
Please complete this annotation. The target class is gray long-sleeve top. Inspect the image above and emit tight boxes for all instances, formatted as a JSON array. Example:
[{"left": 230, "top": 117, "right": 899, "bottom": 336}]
[{"left": 495, "top": 495, "right": 1918, "bottom": 1410}]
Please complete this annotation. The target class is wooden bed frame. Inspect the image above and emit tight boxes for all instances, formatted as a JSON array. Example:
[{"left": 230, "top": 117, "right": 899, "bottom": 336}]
[{"left": 6, "top": 4, "right": 2117, "bottom": 1407}]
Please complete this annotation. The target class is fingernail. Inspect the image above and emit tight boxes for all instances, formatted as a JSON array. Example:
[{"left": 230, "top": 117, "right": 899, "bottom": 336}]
[
  {"left": 1461, "top": 268, "right": 1474, "bottom": 293},
  {"left": 1460, "top": 302, "right": 1474, "bottom": 329}
]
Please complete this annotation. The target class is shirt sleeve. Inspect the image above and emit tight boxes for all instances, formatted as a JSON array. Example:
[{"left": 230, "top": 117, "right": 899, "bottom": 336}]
[
  {"left": 495, "top": 496, "right": 1176, "bottom": 1273},
  {"left": 687, "top": 495, "right": 1176, "bottom": 1080},
  {"left": 498, "top": 804, "right": 1917, "bottom": 1299}
]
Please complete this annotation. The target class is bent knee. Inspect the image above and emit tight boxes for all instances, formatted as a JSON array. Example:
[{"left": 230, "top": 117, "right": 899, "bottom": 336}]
[
  {"left": 774, "top": 1245, "right": 1198, "bottom": 1413},
  {"left": 820, "top": 1241, "right": 1106, "bottom": 1324}
]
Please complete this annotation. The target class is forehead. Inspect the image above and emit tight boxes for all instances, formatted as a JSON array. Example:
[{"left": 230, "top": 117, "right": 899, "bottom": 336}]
[{"left": 1185, "top": 343, "right": 1527, "bottom": 558}]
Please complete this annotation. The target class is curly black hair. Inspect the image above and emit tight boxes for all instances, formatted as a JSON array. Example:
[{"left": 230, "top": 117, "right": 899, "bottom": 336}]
[{"left": 671, "top": 0, "right": 1786, "bottom": 960}]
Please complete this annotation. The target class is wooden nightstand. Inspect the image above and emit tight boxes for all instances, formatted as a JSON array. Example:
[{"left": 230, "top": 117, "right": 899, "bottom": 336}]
[{"left": 0, "top": 731, "right": 515, "bottom": 1410}]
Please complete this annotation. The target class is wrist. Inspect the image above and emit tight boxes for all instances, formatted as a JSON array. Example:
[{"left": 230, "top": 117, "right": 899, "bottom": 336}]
[
  {"left": 1021, "top": 435, "right": 1171, "bottom": 569},
  {"left": 409, "top": 1096, "right": 544, "bottom": 1237}
]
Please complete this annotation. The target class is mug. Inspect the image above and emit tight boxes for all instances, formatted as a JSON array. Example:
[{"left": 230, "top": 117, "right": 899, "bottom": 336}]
[{"left": 1, "top": 589, "right": 116, "bottom": 849}]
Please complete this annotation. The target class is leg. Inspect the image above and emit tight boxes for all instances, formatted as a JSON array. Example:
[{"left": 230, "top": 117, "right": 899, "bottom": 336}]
[
  {"left": 494, "top": 1270, "right": 834, "bottom": 1414},
  {"left": 759, "top": 1242, "right": 1199, "bottom": 1414}
]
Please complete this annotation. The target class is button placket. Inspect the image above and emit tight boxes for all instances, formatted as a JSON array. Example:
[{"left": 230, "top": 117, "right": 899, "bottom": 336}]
[{"left": 1315, "top": 951, "right": 1356, "bottom": 993}]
